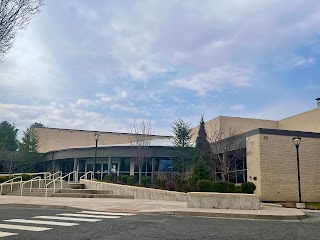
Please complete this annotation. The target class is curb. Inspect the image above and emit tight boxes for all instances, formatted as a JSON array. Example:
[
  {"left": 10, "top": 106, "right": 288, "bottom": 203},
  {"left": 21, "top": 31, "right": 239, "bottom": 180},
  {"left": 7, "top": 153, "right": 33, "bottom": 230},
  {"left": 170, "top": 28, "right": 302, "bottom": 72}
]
[
  {"left": 0, "top": 204, "right": 83, "bottom": 211},
  {"left": 0, "top": 204, "right": 305, "bottom": 220},
  {"left": 147, "top": 210, "right": 305, "bottom": 220}
]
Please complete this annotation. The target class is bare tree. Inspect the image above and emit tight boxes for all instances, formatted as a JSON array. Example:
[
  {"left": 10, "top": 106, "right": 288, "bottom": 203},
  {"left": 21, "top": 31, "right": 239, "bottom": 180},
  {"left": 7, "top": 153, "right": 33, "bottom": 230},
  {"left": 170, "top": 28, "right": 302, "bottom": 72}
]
[
  {"left": 208, "top": 124, "right": 245, "bottom": 181},
  {"left": 0, "top": 151, "right": 21, "bottom": 177},
  {"left": 129, "top": 120, "right": 153, "bottom": 185},
  {"left": 0, "top": 0, "right": 44, "bottom": 61}
]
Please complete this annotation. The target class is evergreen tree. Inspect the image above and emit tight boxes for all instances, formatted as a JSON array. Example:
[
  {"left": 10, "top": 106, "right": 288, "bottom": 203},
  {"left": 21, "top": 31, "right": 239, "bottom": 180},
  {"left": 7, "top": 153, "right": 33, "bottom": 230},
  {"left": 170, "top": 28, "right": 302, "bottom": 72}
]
[
  {"left": 19, "top": 122, "right": 45, "bottom": 172},
  {"left": 0, "top": 121, "right": 18, "bottom": 151},
  {"left": 192, "top": 115, "right": 213, "bottom": 181},
  {"left": 171, "top": 118, "right": 193, "bottom": 175},
  {"left": 195, "top": 115, "right": 211, "bottom": 155}
]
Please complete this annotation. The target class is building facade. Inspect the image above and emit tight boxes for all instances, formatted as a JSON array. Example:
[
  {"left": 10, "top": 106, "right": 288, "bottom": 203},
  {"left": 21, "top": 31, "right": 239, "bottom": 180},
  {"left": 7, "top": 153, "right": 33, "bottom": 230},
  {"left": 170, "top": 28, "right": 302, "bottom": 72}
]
[
  {"left": 191, "top": 100, "right": 320, "bottom": 202},
  {"left": 36, "top": 127, "right": 175, "bottom": 181},
  {"left": 36, "top": 99, "right": 320, "bottom": 202}
]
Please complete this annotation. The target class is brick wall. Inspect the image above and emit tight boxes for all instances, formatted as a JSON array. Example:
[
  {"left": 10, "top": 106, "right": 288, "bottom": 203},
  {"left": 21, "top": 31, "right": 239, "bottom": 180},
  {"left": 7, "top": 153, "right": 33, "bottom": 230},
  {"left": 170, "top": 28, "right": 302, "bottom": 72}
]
[
  {"left": 35, "top": 128, "right": 170, "bottom": 153},
  {"left": 248, "top": 133, "right": 320, "bottom": 202},
  {"left": 278, "top": 108, "right": 320, "bottom": 133},
  {"left": 192, "top": 116, "right": 278, "bottom": 142}
]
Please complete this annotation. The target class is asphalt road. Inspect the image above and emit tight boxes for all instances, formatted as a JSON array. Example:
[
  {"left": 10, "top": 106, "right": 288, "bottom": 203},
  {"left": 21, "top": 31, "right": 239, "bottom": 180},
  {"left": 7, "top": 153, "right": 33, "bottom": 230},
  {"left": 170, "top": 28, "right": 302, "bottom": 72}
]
[{"left": 0, "top": 206, "right": 320, "bottom": 240}]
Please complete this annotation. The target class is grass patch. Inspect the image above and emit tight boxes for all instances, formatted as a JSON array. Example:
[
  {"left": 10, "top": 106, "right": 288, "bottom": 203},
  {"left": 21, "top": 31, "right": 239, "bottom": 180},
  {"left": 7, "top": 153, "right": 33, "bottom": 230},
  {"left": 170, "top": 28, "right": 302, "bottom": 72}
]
[
  {"left": 305, "top": 202, "right": 320, "bottom": 210},
  {"left": 271, "top": 202, "right": 320, "bottom": 210}
]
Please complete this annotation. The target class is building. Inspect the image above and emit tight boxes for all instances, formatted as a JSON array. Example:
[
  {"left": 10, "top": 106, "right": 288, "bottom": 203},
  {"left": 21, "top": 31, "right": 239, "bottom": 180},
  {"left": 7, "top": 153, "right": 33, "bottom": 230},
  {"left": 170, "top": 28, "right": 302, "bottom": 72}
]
[
  {"left": 37, "top": 99, "right": 320, "bottom": 202},
  {"left": 191, "top": 98, "right": 320, "bottom": 202},
  {"left": 36, "top": 128, "right": 175, "bottom": 181}
]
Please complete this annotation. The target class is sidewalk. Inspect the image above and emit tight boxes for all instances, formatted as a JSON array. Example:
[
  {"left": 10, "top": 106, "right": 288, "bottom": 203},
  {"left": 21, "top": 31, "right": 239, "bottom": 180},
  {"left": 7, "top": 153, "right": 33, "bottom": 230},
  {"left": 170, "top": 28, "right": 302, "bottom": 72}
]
[{"left": 0, "top": 195, "right": 305, "bottom": 220}]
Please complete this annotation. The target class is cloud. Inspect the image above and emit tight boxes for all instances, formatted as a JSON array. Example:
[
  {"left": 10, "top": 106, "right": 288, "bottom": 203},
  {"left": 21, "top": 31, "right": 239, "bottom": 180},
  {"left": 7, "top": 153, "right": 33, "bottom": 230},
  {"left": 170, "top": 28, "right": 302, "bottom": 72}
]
[
  {"left": 170, "top": 65, "right": 253, "bottom": 95},
  {"left": 0, "top": 103, "right": 130, "bottom": 138},
  {"left": 1, "top": 0, "right": 320, "bottom": 138},
  {"left": 230, "top": 105, "right": 246, "bottom": 111},
  {"left": 293, "top": 56, "right": 315, "bottom": 66}
]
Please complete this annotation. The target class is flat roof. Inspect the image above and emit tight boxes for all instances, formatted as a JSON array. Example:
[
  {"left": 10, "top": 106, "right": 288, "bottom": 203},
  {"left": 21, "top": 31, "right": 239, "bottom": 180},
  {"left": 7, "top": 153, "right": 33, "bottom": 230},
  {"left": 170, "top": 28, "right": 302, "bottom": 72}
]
[{"left": 33, "top": 126, "right": 171, "bottom": 138}]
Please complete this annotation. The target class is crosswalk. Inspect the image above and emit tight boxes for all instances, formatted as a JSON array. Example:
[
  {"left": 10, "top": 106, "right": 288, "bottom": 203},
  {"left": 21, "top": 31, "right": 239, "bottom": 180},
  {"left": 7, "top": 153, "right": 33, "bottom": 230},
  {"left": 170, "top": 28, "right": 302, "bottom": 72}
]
[{"left": 0, "top": 210, "right": 136, "bottom": 238}]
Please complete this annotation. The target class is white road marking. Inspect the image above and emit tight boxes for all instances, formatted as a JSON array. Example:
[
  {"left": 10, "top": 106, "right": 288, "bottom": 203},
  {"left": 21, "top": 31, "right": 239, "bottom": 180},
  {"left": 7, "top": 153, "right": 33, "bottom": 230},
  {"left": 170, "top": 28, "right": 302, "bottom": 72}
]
[
  {"left": 58, "top": 213, "right": 120, "bottom": 219},
  {"left": 0, "top": 223, "right": 51, "bottom": 232},
  {"left": 4, "top": 219, "right": 78, "bottom": 227},
  {"left": 79, "top": 211, "right": 136, "bottom": 216},
  {"left": 0, "top": 231, "right": 18, "bottom": 237},
  {"left": 33, "top": 216, "right": 101, "bottom": 222}
]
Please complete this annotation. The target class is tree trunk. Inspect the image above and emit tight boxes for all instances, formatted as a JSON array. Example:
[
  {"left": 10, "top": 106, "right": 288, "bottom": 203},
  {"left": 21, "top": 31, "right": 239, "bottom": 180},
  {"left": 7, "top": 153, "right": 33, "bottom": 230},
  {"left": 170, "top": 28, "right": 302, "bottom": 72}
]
[{"left": 138, "top": 166, "right": 142, "bottom": 185}]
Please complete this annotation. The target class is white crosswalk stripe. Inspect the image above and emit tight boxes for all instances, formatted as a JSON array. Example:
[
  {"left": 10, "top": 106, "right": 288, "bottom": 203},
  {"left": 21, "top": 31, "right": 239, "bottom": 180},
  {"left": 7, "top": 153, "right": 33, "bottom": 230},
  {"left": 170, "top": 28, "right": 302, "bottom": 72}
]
[
  {"left": 58, "top": 213, "right": 121, "bottom": 219},
  {"left": 0, "top": 223, "right": 51, "bottom": 232},
  {"left": 0, "top": 211, "right": 135, "bottom": 238},
  {"left": 79, "top": 211, "right": 136, "bottom": 216},
  {"left": 33, "top": 216, "right": 102, "bottom": 222},
  {"left": 4, "top": 219, "right": 78, "bottom": 227},
  {"left": 0, "top": 231, "right": 18, "bottom": 238}
]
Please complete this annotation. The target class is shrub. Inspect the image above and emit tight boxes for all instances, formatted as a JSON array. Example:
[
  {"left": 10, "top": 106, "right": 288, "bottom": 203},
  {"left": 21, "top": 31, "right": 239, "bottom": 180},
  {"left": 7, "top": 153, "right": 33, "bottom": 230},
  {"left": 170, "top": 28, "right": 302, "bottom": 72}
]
[
  {"left": 117, "top": 174, "right": 124, "bottom": 183},
  {"left": 157, "top": 178, "right": 167, "bottom": 188},
  {"left": 180, "top": 179, "right": 188, "bottom": 185},
  {"left": 165, "top": 180, "right": 179, "bottom": 191},
  {"left": 234, "top": 185, "right": 242, "bottom": 193},
  {"left": 121, "top": 175, "right": 129, "bottom": 184},
  {"left": 212, "top": 181, "right": 235, "bottom": 193},
  {"left": 0, "top": 176, "right": 9, "bottom": 183},
  {"left": 141, "top": 176, "right": 151, "bottom": 186},
  {"left": 181, "top": 183, "right": 193, "bottom": 192},
  {"left": 21, "top": 174, "right": 33, "bottom": 181},
  {"left": 103, "top": 174, "right": 113, "bottom": 182},
  {"left": 196, "top": 180, "right": 212, "bottom": 192},
  {"left": 241, "top": 182, "right": 256, "bottom": 194},
  {"left": 127, "top": 176, "right": 136, "bottom": 185},
  {"left": 155, "top": 178, "right": 161, "bottom": 186},
  {"left": 192, "top": 162, "right": 210, "bottom": 183}
]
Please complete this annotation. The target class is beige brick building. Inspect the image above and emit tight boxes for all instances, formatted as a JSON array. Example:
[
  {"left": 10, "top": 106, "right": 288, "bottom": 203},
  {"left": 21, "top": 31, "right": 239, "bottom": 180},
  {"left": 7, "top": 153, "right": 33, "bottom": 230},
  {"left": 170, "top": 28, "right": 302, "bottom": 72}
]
[
  {"left": 37, "top": 99, "right": 320, "bottom": 202},
  {"left": 192, "top": 100, "right": 320, "bottom": 202}
]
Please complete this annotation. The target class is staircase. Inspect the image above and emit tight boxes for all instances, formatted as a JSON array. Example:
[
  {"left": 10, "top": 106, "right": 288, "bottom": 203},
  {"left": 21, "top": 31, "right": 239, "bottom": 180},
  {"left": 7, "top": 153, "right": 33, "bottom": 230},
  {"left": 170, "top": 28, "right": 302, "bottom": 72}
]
[
  {"left": 4, "top": 180, "right": 133, "bottom": 199},
  {"left": 5, "top": 172, "right": 133, "bottom": 199}
]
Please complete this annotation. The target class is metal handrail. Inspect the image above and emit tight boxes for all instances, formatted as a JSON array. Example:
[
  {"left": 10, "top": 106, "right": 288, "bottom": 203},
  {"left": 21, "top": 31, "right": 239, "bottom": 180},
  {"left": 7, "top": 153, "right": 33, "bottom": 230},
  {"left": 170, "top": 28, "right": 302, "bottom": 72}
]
[
  {"left": 80, "top": 171, "right": 94, "bottom": 180},
  {"left": 0, "top": 176, "right": 22, "bottom": 195},
  {"left": 0, "top": 172, "right": 50, "bottom": 177},
  {"left": 63, "top": 171, "right": 77, "bottom": 184},
  {"left": 21, "top": 176, "right": 41, "bottom": 196},
  {"left": 44, "top": 171, "right": 62, "bottom": 185},
  {"left": 45, "top": 176, "right": 63, "bottom": 197}
]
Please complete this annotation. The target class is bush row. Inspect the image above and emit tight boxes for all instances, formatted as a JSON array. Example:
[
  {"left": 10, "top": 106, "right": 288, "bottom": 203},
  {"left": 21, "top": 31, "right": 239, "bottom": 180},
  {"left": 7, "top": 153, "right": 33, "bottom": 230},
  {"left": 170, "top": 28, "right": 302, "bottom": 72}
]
[
  {"left": 100, "top": 174, "right": 256, "bottom": 194},
  {"left": 197, "top": 180, "right": 256, "bottom": 194},
  {"left": 0, "top": 174, "right": 33, "bottom": 183}
]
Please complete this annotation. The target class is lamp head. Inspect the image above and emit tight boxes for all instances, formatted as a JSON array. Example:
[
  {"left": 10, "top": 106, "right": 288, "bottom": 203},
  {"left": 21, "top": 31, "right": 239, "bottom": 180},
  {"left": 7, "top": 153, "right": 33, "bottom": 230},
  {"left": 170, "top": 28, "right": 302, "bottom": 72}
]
[
  {"left": 94, "top": 133, "right": 100, "bottom": 141},
  {"left": 292, "top": 137, "right": 301, "bottom": 147}
]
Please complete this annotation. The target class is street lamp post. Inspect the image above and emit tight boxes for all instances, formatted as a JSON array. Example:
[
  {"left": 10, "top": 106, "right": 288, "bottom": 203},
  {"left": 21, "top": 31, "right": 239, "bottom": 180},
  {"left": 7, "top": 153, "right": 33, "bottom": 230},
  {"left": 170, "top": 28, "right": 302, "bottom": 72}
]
[
  {"left": 93, "top": 133, "right": 100, "bottom": 179},
  {"left": 292, "top": 137, "right": 304, "bottom": 208}
]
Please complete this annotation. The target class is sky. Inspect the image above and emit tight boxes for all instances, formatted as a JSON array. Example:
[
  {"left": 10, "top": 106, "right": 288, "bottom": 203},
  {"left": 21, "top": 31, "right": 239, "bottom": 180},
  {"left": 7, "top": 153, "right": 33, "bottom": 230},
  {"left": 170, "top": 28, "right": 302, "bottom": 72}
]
[{"left": 1, "top": 0, "right": 320, "bottom": 137}]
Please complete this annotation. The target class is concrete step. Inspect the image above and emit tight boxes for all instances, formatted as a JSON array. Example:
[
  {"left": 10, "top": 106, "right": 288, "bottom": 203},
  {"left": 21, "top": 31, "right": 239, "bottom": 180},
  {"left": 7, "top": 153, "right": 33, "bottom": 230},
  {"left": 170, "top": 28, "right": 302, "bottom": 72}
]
[
  {"left": 57, "top": 189, "right": 112, "bottom": 194},
  {"left": 65, "top": 183, "right": 84, "bottom": 189},
  {"left": 6, "top": 190, "right": 54, "bottom": 197},
  {"left": 52, "top": 193, "right": 134, "bottom": 199}
]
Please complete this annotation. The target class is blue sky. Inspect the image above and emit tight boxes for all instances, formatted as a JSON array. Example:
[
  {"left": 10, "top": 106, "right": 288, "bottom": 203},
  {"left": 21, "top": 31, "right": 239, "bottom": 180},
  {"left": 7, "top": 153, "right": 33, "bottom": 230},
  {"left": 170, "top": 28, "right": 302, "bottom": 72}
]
[{"left": 0, "top": 0, "right": 320, "bottom": 137}]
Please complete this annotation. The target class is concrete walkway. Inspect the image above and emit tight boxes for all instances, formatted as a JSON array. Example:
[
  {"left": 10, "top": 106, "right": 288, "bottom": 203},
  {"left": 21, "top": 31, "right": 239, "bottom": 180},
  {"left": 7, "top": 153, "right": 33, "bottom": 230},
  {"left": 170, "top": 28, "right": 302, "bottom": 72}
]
[{"left": 0, "top": 195, "right": 305, "bottom": 220}]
